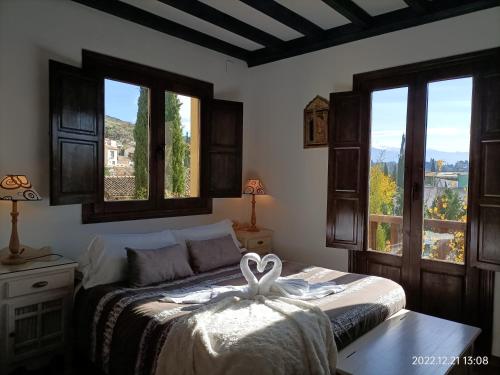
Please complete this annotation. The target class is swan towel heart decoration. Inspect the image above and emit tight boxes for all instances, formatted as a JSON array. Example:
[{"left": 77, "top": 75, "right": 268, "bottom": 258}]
[{"left": 160, "top": 253, "right": 345, "bottom": 304}]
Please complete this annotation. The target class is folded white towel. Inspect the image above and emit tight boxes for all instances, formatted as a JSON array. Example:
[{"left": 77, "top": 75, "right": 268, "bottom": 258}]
[
  {"left": 273, "top": 277, "right": 346, "bottom": 300},
  {"left": 160, "top": 253, "right": 345, "bottom": 304}
]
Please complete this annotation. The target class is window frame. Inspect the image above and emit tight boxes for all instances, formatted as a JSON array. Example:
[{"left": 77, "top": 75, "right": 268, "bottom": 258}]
[{"left": 81, "top": 51, "right": 213, "bottom": 223}]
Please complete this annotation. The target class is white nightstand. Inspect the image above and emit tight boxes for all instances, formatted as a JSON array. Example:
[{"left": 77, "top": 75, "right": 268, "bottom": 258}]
[
  {"left": 0, "top": 254, "right": 77, "bottom": 374},
  {"left": 235, "top": 228, "right": 274, "bottom": 256}
]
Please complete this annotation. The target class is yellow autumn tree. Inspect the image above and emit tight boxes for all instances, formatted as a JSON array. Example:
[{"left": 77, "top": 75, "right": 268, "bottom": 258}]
[{"left": 369, "top": 164, "right": 397, "bottom": 252}]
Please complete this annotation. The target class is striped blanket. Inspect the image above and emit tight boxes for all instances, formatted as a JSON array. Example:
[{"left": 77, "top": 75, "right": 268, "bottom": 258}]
[{"left": 74, "top": 261, "right": 405, "bottom": 375}]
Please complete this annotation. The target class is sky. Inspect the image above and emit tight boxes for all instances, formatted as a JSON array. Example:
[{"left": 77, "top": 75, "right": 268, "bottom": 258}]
[
  {"left": 371, "top": 77, "right": 473, "bottom": 155},
  {"left": 104, "top": 79, "right": 193, "bottom": 134}
]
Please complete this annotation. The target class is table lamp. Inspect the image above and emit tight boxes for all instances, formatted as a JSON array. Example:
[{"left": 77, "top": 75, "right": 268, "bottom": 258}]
[
  {"left": 243, "top": 179, "right": 265, "bottom": 232},
  {"left": 0, "top": 175, "right": 41, "bottom": 265}
]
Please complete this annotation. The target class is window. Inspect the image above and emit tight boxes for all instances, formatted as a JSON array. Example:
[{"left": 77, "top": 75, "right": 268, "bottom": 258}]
[
  {"left": 422, "top": 78, "right": 473, "bottom": 264},
  {"left": 104, "top": 80, "right": 150, "bottom": 202},
  {"left": 327, "top": 48, "right": 500, "bottom": 342},
  {"left": 368, "top": 87, "right": 408, "bottom": 255},
  {"left": 45, "top": 51, "right": 240, "bottom": 223},
  {"left": 85, "top": 54, "right": 213, "bottom": 222},
  {"left": 164, "top": 92, "right": 200, "bottom": 199}
]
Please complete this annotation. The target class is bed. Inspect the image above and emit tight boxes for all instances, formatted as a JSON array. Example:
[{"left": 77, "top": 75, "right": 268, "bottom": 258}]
[{"left": 74, "top": 261, "right": 405, "bottom": 375}]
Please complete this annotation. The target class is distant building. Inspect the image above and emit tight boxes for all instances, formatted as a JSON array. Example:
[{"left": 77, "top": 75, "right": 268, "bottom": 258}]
[{"left": 105, "top": 139, "right": 119, "bottom": 167}]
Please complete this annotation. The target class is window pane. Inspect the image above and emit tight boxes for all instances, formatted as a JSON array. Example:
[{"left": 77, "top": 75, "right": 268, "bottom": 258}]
[
  {"left": 368, "top": 87, "right": 408, "bottom": 255},
  {"left": 164, "top": 92, "right": 200, "bottom": 199},
  {"left": 104, "top": 79, "right": 149, "bottom": 201},
  {"left": 422, "top": 77, "right": 472, "bottom": 264}
]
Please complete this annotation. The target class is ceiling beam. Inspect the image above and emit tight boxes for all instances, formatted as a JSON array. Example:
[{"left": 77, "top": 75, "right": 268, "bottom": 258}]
[
  {"left": 72, "top": 0, "right": 249, "bottom": 61},
  {"left": 403, "top": 0, "right": 430, "bottom": 14},
  {"left": 247, "top": 0, "right": 500, "bottom": 66},
  {"left": 158, "top": 0, "right": 282, "bottom": 47},
  {"left": 239, "top": 0, "right": 323, "bottom": 36},
  {"left": 321, "top": 0, "right": 372, "bottom": 28}
]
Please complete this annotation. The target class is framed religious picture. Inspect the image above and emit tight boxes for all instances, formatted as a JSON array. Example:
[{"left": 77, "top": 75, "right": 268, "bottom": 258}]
[{"left": 304, "top": 95, "right": 329, "bottom": 148}]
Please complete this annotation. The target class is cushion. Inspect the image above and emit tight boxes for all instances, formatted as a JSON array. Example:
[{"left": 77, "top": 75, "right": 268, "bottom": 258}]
[
  {"left": 77, "top": 230, "right": 178, "bottom": 289},
  {"left": 172, "top": 219, "right": 241, "bottom": 253},
  {"left": 126, "top": 244, "right": 194, "bottom": 287},
  {"left": 187, "top": 234, "right": 242, "bottom": 273}
]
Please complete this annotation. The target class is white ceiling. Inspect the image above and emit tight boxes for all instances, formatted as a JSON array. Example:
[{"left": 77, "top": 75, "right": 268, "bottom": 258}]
[
  {"left": 353, "top": 0, "right": 408, "bottom": 16},
  {"left": 119, "top": 0, "right": 413, "bottom": 50}
]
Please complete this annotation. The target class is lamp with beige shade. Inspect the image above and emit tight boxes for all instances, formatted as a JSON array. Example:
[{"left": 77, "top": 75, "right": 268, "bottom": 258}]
[
  {"left": 0, "top": 175, "right": 41, "bottom": 265},
  {"left": 243, "top": 179, "right": 265, "bottom": 232}
]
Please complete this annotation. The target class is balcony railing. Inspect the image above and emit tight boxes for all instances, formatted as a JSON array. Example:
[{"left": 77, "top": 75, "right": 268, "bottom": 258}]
[{"left": 369, "top": 214, "right": 466, "bottom": 260}]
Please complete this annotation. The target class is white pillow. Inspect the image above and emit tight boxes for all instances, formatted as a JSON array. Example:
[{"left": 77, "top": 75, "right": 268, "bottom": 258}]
[
  {"left": 172, "top": 219, "right": 240, "bottom": 253},
  {"left": 78, "top": 230, "right": 177, "bottom": 289}
]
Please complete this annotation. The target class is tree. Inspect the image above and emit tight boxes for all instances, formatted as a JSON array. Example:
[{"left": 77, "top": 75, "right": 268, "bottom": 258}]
[
  {"left": 370, "top": 164, "right": 397, "bottom": 252},
  {"left": 436, "top": 159, "right": 444, "bottom": 173},
  {"left": 396, "top": 134, "right": 405, "bottom": 189},
  {"left": 165, "top": 92, "right": 187, "bottom": 197},
  {"left": 424, "top": 188, "right": 467, "bottom": 263},
  {"left": 430, "top": 158, "right": 436, "bottom": 173},
  {"left": 133, "top": 87, "right": 149, "bottom": 199},
  {"left": 425, "top": 187, "right": 466, "bottom": 222}
]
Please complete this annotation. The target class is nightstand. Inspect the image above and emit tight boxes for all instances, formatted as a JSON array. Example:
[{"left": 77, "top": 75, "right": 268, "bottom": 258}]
[
  {"left": 0, "top": 254, "right": 78, "bottom": 374},
  {"left": 236, "top": 228, "right": 274, "bottom": 256}
]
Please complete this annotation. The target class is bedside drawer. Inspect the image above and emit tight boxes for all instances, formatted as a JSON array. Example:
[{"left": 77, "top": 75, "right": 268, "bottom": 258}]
[
  {"left": 247, "top": 237, "right": 272, "bottom": 250},
  {"left": 5, "top": 271, "right": 71, "bottom": 298}
]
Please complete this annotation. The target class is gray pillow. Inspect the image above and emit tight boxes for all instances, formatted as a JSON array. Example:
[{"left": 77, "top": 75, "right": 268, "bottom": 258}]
[
  {"left": 187, "top": 234, "right": 242, "bottom": 273},
  {"left": 126, "top": 244, "right": 194, "bottom": 287}
]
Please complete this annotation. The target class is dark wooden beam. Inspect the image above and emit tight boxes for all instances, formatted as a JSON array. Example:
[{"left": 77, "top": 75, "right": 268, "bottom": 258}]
[
  {"left": 71, "top": 0, "right": 249, "bottom": 61},
  {"left": 403, "top": 0, "right": 430, "bottom": 14},
  {"left": 158, "top": 0, "right": 282, "bottom": 47},
  {"left": 321, "top": 0, "right": 372, "bottom": 28},
  {"left": 239, "top": 0, "right": 323, "bottom": 36},
  {"left": 248, "top": 0, "right": 500, "bottom": 66}
]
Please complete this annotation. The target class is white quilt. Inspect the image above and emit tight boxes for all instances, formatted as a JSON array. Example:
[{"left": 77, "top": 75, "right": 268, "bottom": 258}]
[{"left": 155, "top": 294, "right": 337, "bottom": 375}]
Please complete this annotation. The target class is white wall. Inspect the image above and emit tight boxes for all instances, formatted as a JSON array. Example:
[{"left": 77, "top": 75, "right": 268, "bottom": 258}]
[
  {"left": 1, "top": 0, "right": 499, "bottom": 355},
  {"left": 0, "top": 0, "right": 250, "bottom": 261},
  {"left": 243, "top": 7, "right": 500, "bottom": 354}
]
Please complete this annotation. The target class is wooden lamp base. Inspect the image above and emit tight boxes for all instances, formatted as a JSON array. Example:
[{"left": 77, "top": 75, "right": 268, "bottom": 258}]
[
  {"left": 1, "top": 252, "right": 28, "bottom": 265},
  {"left": 248, "top": 194, "right": 260, "bottom": 232},
  {"left": 1, "top": 200, "right": 28, "bottom": 265}
]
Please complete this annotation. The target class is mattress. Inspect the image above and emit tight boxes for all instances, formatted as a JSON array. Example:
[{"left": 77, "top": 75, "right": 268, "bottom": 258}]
[{"left": 74, "top": 262, "right": 405, "bottom": 375}]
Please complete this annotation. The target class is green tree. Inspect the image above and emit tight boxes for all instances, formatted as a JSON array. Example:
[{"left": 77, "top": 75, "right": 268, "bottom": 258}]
[
  {"left": 396, "top": 134, "right": 405, "bottom": 189},
  {"left": 165, "top": 93, "right": 187, "bottom": 197},
  {"left": 430, "top": 158, "right": 436, "bottom": 173},
  {"left": 133, "top": 87, "right": 149, "bottom": 199}
]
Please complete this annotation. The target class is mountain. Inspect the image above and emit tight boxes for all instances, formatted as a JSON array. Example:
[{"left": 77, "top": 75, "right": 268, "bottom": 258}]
[
  {"left": 371, "top": 147, "right": 469, "bottom": 164},
  {"left": 105, "top": 115, "right": 134, "bottom": 146}
]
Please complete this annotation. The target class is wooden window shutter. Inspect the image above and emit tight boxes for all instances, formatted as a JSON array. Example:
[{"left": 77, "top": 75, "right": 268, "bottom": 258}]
[
  {"left": 49, "top": 60, "right": 103, "bottom": 205},
  {"left": 208, "top": 99, "right": 243, "bottom": 198},
  {"left": 469, "top": 70, "right": 500, "bottom": 271},
  {"left": 326, "top": 91, "right": 366, "bottom": 250}
]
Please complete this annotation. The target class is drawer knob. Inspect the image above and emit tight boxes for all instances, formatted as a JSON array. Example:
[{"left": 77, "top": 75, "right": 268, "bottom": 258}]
[
  {"left": 32, "top": 281, "right": 48, "bottom": 288},
  {"left": 257, "top": 240, "right": 264, "bottom": 245}
]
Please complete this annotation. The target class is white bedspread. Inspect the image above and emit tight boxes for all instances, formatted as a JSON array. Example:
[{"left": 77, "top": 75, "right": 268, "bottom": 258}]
[{"left": 155, "top": 295, "right": 337, "bottom": 375}]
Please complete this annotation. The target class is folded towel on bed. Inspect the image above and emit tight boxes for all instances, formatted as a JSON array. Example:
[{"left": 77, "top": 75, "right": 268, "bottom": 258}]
[
  {"left": 159, "top": 278, "right": 345, "bottom": 304},
  {"left": 155, "top": 295, "right": 337, "bottom": 375},
  {"left": 159, "top": 253, "right": 345, "bottom": 304}
]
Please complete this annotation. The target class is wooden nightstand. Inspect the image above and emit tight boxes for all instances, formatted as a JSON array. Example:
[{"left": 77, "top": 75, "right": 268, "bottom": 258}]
[
  {"left": 0, "top": 254, "right": 78, "bottom": 374},
  {"left": 236, "top": 228, "right": 274, "bottom": 255}
]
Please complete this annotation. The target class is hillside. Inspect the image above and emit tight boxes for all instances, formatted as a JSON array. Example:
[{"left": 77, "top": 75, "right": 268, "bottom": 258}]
[{"left": 105, "top": 115, "right": 135, "bottom": 146}]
